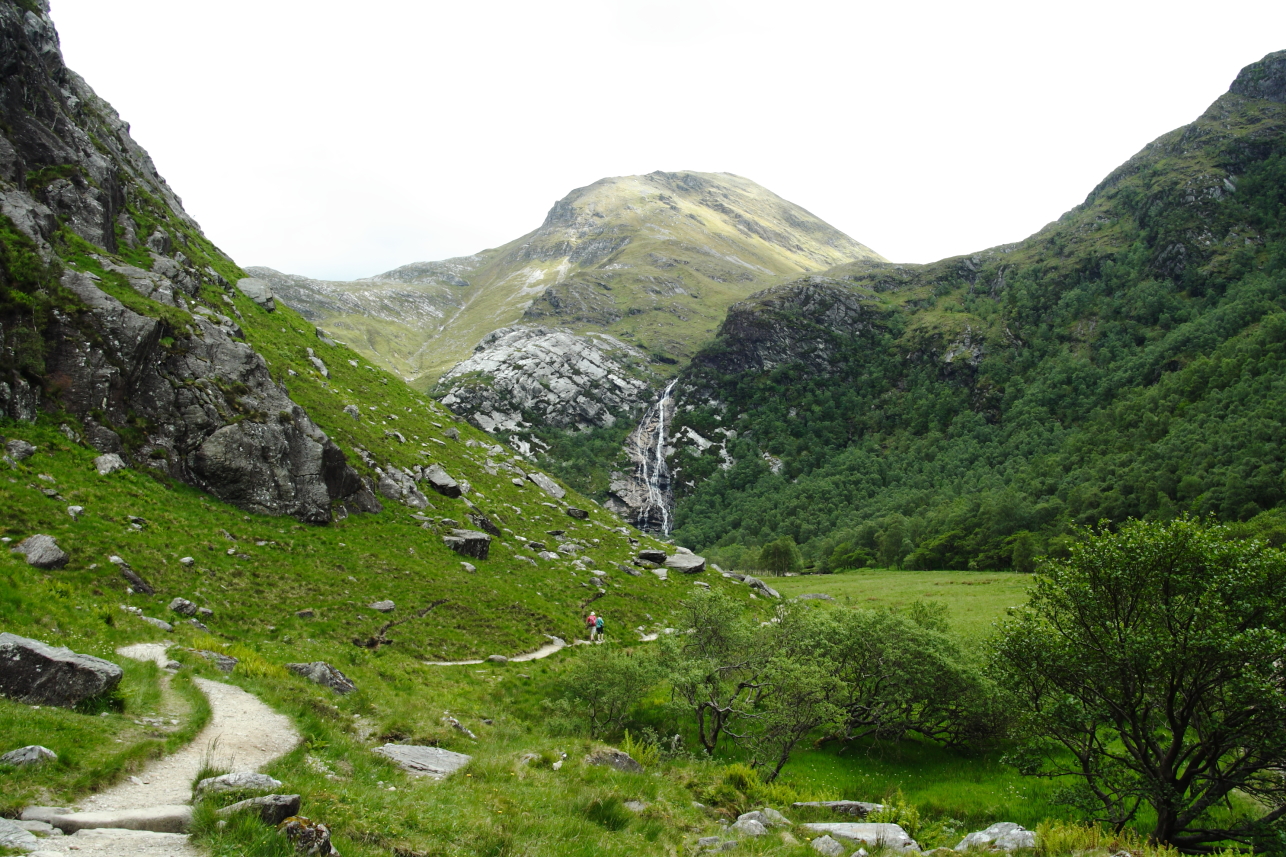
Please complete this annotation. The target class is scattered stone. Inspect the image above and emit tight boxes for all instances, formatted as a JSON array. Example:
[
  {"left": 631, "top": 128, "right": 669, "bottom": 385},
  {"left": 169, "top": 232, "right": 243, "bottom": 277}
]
[
  {"left": 305, "top": 347, "right": 328, "bottom": 377},
  {"left": 169, "top": 598, "right": 197, "bottom": 616},
  {"left": 793, "top": 801, "right": 884, "bottom": 818},
  {"left": 165, "top": 660, "right": 182, "bottom": 670},
  {"left": 5, "top": 439, "right": 36, "bottom": 462},
  {"left": 51, "top": 805, "right": 193, "bottom": 835},
  {"left": 566, "top": 507, "right": 589, "bottom": 520},
  {"left": 198, "top": 607, "right": 214, "bottom": 618},
  {"left": 798, "top": 593, "right": 836, "bottom": 601},
  {"left": 195, "top": 772, "right": 284, "bottom": 799},
  {"left": 742, "top": 575, "right": 781, "bottom": 599},
  {"left": 800, "top": 823, "right": 918, "bottom": 851},
  {"left": 443, "top": 528, "right": 491, "bottom": 560},
  {"left": 583, "top": 747, "right": 643, "bottom": 773},
  {"left": 93, "top": 453, "right": 126, "bottom": 475},
  {"left": 623, "top": 800, "right": 647, "bottom": 812},
  {"left": 955, "top": 822, "right": 1035, "bottom": 851},
  {"left": 812, "top": 835, "right": 846, "bottom": 857},
  {"left": 11, "top": 535, "right": 69, "bottom": 570},
  {"left": 141, "top": 616, "right": 174, "bottom": 631},
  {"left": 665, "top": 552, "right": 706, "bottom": 574},
  {"left": 0, "top": 817, "right": 39, "bottom": 852},
  {"left": 528, "top": 541, "right": 547, "bottom": 551},
  {"left": 369, "top": 600, "right": 395, "bottom": 613},
  {"left": 732, "top": 817, "right": 768, "bottom": 836},
  {"left": 374, "top": 743, "right": 472, "bottom": 779},
  {"left": 486, "top": 654, "right": 508, "bottom": 664},
  {"left": 67, "top": 505, "right": 84, "bottom": 520},
  {"left": 190, "top": 649, "right": 238, "bottom": 673},
  {"left": 424, "top": 464, "right": 462, "bottom": 498},
  {"left": 467, "top": 511, "right": 502, "bottom": 537},
  {"left": 1, "top": 745, "right": 56, "bottom": 767},
  {"left": 108, "top": 555, "right": 155, "bottom": 595},
  {"left": 650, "top": 568, "right": 668, "bottom": 581},
  {"left": 278, "top": 816, "right": 332, "bottom": 855},
  {"left": 343, "top": 404, "right": 360, "bottom": 420},
  {"left": 188, "top": 618, "right": 210, "bottom": 632},
  {"left": 527, "top": 472, "right": 565, "bottom": 499},
  {"left": 443, "top": 713, "right": 477, "bottom": 739},
  {"left": 511, "top": 477, "right": 524, "bottom": 487},
  {"left": 296, "top": 609, "right": 315, "bottom": 619},
  {"left": 216, "top": 794, "right": 301, "bottom": 825},
  {"left": 0, "top": 633, "right": 123, "bottom": 708},
  {"left": 235, "top": 277, "right": 276, "bottom": 311},
  {"left": 286, "top": 662, "right": 357, "bottom": 695},
  {"left": 460, "top": 562, "right": 476, "bottom": 573},
  {"left": 443, "top": 427, "right": 459, "bottom": 440},
  {"left": 636, "top": 549, "right": 667, "bottom": 564},
  {"left": 740, "top": 808, "right": 792, "bottom": 827},
  {"left": 179, "top": 556, "right": 195, "bottom": 566}
]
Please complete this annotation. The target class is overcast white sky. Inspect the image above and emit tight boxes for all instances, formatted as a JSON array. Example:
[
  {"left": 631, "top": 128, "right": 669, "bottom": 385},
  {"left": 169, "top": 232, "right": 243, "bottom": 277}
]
[{"left": 48, "top": 0, "right": 1286, "bottom": 281}]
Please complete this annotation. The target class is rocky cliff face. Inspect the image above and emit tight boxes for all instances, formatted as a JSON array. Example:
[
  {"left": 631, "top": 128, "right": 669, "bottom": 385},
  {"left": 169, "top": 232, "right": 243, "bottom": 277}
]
[{"left": 0, "top": 0, "right": 367, "bottom": 522}]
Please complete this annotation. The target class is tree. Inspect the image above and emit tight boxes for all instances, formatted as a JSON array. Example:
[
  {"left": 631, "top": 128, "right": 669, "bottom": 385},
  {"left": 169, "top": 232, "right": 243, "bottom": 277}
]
[
  {"left": 992, "top": 517, "right": 1286, "bottom": 849},
  {"left": 758, "top": 536, "right": 802, "bottom": 576},
  {"left": 552, "top": 644, "right": 660, "bottom": 737}
]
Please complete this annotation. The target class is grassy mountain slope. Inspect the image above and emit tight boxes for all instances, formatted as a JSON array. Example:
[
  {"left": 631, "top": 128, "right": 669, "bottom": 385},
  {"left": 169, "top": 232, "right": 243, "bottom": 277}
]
[
  {"left": 275, "top": 171, "right": 885, "bottom": 385},
  {"left": 665, "top": 50, "right": 1286, "bottom": 572}
]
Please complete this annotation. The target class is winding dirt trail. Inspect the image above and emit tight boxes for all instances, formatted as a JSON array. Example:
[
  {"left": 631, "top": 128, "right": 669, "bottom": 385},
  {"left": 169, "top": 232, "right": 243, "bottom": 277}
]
[{"left": 28, "top": 642, "right": 300, "bottom": 857}]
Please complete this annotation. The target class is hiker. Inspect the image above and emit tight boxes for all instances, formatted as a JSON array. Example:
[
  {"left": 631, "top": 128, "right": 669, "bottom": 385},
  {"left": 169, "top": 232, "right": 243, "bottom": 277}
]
[
  {"left": 595, "top": 613, "right": 605, "bottom": 642},
  {"left": 586, "top": 611, "right": 598, "bottom": 642}
]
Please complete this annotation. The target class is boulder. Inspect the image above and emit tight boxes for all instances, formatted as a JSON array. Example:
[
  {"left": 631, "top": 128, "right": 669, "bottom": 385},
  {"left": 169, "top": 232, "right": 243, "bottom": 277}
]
[
  {"left": 169, "top": 597, "right": 197, "bottom": 616},
  {"left": 194, "top": 772, "right": 284, "bottom": 799},
  {"left": 296, "top": 609, "right": 315, "bottom": 618},
  {"left": 664, "top": 552, "right": 706, "bottom": 574},
  {"left": 343, "top": 404, "right": 360, "bottom": 419},
  {"left": 0, "top": 633, "right": 123, "bottom": 708},
  {"left": 286, "top": 661, "right": 356, "bottom": 695},
  {"left": 486, "top": 654, "right": 508, "bottom": 664},
  {"left": 800, "top": 823, "right": 918, "bottom": 851},
  {"left": 812, "top": 835, "right": 845, "bottom": 857},
  {"left": 731, "top": 817, "right": 768, "bottom": 836},
  {"left": 955, "top": 823, "right": 1035, "bottom": 851},
  {"left": 1, "top": 745, "right": 56, "bottom": 767},
  {"left": 636, "top": 549, "right": 667, "bottom": 564},
  {"left": 141, "top": 616, "right": 174, "bottom": 632},
  {"left": 374, "top": 743, "right": 472, "bottom": 779},
  {"left": 369, "top": 600, "right": 395, "bottom": 613},
  {"left": 584, "top": 747, "right": 643, "bottom": 773},
  {"left": 740, "top": 808, "right": 791, "bottom": 827},
  {"left": 51, "top": 805, "right": 192, "bottom": 834},
  {"left": 0, "top": 817, "right": 39, "bottom": 853},
  {"left": 5, "top": 439, "right": 35, "bottom": 461},
  {"left": 278, "top": 816, "right": 333, "bottom": 855},
  {"left": 793, "top": 801, "right": 884, "bottom": 818},
  {"left": 190, "top": 649, "right": 238, "bottom": 673},
  {"left": 235, "top": 277, "right": 276, "bottom": 311},
  {"left": 443, "top": 529, "right": 491, "bottom": 560},
  {"left": 109, "top": 555, "right": 154, "bottom": 595},
  {"left": 179, "top": 556, "right": 195, "bottom": 566},
  {"left": 11, "top": 535, "right": 69, "bottom": 569},
  {"left": 93, "top": 453, "right": 126, "bottom": 475},
  {"left": 443, "top": 427, "right": 460, "bottom": 440},
  {"left": 216, "top": 794, "right": 301, "bottom": 825},
  {"left": 467, "top": 511, "right": 502, "bottom": 537},
  {"left": 743, "top": 575, "right": 781, "bottom": 599},
  {"left": 650, "top": 568, "right": 668, "bottom": 581},
  {"left": 566, "top": 507, "right": 589, "bottom": 520},
  {"left": 424, "top": 464, "right": 462, "bottom": 498},
  {"left": 527, "top": 472, "right": 566, "bottom": 499}
]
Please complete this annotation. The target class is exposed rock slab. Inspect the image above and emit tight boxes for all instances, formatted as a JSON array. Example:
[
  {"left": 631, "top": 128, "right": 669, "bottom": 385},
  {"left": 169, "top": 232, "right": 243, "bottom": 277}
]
[
  {"left": 0, "top": 633, "right": 122, "bottom": 707},
  {"left": 664, "top": 552, "right": 706, "bottom": 574},
  {"left": 194, "top": 772, "right": 283, "bottom": 799},
  {"left": 235, "top": 277, "right": 276, "bottom": 311},
  {"left": 1, "top": 745, "right": 57, "bottom": 767},
  {"left": 285, "top": 662, "right": 356, "bottom": 695},
  {"left": 11, "top": 535, "right": 69, "bottom": 569},
  {"left": 955, "top": 823, "right": 1035, "bottom": 851},
  {"left": 374, "top": 743, "right": 471, "bottom": 779},
  {"left": 527, "top": 472, "right": 565, "bottom": 499},
  {"left": 50, "top": 805, "right": 192, "bottom": 835},
  {"left": 800, "top": 823, "right": 918, "bottom": 851},
  {"left": 0, "top": 817, "right": 39, "bottom": 852},
  {"left": 443, "top": 528, "right": 491, "bottom": 560},
  {"left": 216, "top": 794, "right": 301, "bottom": 825}
]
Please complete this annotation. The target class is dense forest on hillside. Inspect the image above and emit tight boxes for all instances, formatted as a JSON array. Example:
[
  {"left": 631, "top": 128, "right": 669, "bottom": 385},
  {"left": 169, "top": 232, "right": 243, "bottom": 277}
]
[{"left": 657, "top": 102, "right": 1286, "bottom": 571}]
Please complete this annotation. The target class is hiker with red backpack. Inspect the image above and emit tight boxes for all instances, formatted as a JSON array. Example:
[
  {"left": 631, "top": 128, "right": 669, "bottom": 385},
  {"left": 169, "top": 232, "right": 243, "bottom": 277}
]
[{"left": 586, "top": 611, "right": 598, "bottom": 642}]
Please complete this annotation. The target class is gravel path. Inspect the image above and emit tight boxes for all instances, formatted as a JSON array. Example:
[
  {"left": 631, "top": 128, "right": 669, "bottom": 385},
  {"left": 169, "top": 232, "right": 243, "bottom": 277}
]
[
  {"left": 27, "top": 642, "right": 300, "bottom": 857},
  {"left": 425, "top": 635, "right": 566, "bottom": 666}
]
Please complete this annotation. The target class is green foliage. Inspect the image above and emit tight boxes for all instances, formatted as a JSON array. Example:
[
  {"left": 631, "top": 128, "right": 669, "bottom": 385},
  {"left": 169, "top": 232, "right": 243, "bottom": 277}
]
[
  {"left": 620, "top": 729, "right": 661, "bottom": 768},
  {"left": 757, "top": 535, "right": 802, "bottom": 576},
  {"left": 548, "top": 645, "right": 662, "bottom": 738},
  {"left": 0, "top": 214, "right": 82, "bottom": 378},
  {"left": 582, "top": 794, "right": 632, "bottom": 831},
  {"left": 868, "top": 789, "right": 922, "bottom": 839},
  {"left": 992, "top": 516, "right": 1286, "bottom": 848}
]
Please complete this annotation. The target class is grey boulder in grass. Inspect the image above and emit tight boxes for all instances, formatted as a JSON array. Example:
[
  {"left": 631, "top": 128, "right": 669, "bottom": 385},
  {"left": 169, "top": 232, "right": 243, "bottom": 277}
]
[
  {"left": 0, "top": 633, "right": 122, "bottom": 708},
  {"left": 10, "top": 534, "right": 68, "bottom": 569},
  {"left": 286, "top": 661, "right": 357, "bottom": 695}
]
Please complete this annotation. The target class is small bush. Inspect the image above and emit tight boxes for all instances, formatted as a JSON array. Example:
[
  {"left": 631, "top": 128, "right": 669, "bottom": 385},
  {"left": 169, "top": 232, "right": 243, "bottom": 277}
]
[
  {"left": 583, "top": 794, "right": 632, "bottom": 831},
  {"left": 620, "top": 729, "right": 660, "bottom": 769},
  {"left": 869, "top": 789, "right": 922, "bottom": 839}
]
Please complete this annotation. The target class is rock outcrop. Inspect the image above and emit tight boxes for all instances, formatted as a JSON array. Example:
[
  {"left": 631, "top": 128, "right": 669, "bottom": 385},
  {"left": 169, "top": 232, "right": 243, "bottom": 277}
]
[
  {"left": 285, "top": 661, "right": 357, "bottom": 695},
  {"left": 0, "top": 633, "right": 123, "bottom": 707},
  {"left": 0, "top": 3, "right": 367, "bottom": 524},
  {"left": 10, "top": 534, "right": 68, "bottom": 569},
  {"left": 374, "top": 743, "right": 472, "bottom": 779}
]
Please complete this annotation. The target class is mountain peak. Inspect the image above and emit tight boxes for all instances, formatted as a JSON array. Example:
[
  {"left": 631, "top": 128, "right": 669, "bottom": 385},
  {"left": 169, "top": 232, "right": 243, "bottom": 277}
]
[{"left": 1229, "top": 48, "right": 1286, "bottom": 103}]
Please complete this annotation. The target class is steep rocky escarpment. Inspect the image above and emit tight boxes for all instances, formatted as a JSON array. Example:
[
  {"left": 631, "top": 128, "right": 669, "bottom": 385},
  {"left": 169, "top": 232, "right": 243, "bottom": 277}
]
[{"left": 0, "top": 0, "right": 366, "bottom": 522}]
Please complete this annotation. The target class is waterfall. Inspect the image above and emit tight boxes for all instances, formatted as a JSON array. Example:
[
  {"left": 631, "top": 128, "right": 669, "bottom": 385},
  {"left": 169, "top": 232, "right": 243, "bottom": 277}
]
[{"left": 632, "top": 379, "right": 678, "bottom": 535}]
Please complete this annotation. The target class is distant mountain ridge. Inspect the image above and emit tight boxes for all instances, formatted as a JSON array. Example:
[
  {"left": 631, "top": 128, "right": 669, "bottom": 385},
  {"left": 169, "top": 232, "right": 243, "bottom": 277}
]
[{"left": 270, "top": 171, "right": 884, "bottom": 386}]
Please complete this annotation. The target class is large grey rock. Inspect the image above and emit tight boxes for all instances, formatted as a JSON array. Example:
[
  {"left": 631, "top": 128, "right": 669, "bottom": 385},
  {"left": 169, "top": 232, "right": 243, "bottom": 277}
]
[
  {"left": 443, "top": 528, "right": 491, "bottom": 560},
  {"left": 527, "top": 472, "right": 566, "bottom": 499},
  {"left": 369, "top": 600, "right": 395, "bottom": 613},
  {"left": 194, "top": 772, "right": 284, "bottom": 799},
  {"left": 11, "top": 535, "right": 69, "bottom": 569},
  {"left": 739, "top": 808, "right": 792, "bottom": 827},
  {"left": 0, "top": 817, "right": 39, "bottom": 852},
  {"left": 566, "top": 507, "right": 589, "bottom": 520},
  {"left": 1, "top": 745, "right": 57, "bottom": 767},
  {"left": 424, "top": 463, "right": 462, "bottom": 498},
  {"left": 793, "top": 801, "right": 884, "bottom": 818},
  {"left": 801, "top": 823, "right": 918, "bottom": 851},
  {"left": 731, "top": 817, "right": 767, "bottom": 836},
  {"left": 169, "top": 597, "right": 197, "bottom": 616},
  {"left": 93, "top": 453, "right": 126, "bottom": 475},
  {"left": 955, "top": 823, "right": 1035, "bottom": 851},
  {"left": 217, "top": 794, "right": 301, "bottom": 825},
  {"left": 5, "top": 439, "right": 36, "bottom": 461},
  {"left": 376, "top": 466, "right": 430, "bottom": 509},
  {"left": 235, "top": 277, "right": 276, "bottom": 311},
  {"left": 811, "top": 835, "right": 846, "bottom": 857},
  {"left": 51, "top": 805, "right": 192, "bottom": 834},
  {"left": 189, "top": 649, "right": 238, "bottom": 672},
  {"left": 584, "top": 747, "right": 643, "bottom": 773},
  {"left": 743, "top": 575, "right": 781, "bottom": 599},
  {"left": 0, "top": 633, "right": 122, "bottom": 707},
  {"left": 374, "top": 743, "right": 472, "bottom": 779},
  {"left": 636, "top": 549, "right": 667, "bottom": 564},
  {"left": 664, "top": 552, "right": 706, "bottom": 574},
  {"left": 286, "top": 661, "right": 356, "bottom": 695}
]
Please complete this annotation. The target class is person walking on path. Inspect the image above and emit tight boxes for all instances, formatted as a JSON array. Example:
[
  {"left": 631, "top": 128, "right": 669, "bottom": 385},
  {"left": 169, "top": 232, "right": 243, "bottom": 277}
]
[
  {"left": 595, "top": 613, "right": 605, "bottom": 643},
  {"left": 586, "top": 611, "right": 598, "bottom": 642}
]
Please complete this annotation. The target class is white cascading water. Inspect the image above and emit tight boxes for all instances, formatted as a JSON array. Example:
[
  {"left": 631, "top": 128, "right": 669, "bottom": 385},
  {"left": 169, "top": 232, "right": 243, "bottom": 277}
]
[{"left": 635, "top": 379, "right": 678, "bottom": 534}]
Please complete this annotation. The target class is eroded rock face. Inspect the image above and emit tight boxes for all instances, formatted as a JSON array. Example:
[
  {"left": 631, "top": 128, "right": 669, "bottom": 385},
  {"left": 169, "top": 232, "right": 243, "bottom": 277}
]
[
  {"left": 0, "top": 633, "right": 123, "bottom": 707},
  {"left": 285, "top": 662, "right": 357, "bottom": 695},
  {"left": 443, "top": 529, "right": 491, "bottom": 560},
  {"left": 436, "top": 326, "right": 654, "bottom": 434},
  {"left": 0, "top": 4, "right": 366, "bottom": 524}
]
